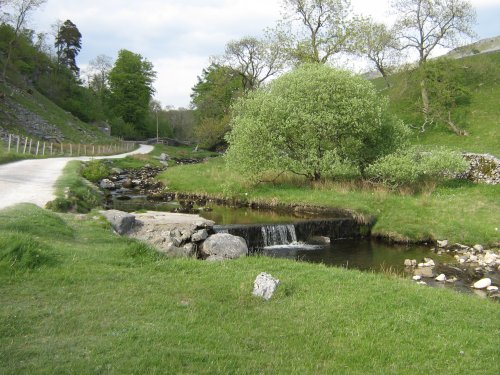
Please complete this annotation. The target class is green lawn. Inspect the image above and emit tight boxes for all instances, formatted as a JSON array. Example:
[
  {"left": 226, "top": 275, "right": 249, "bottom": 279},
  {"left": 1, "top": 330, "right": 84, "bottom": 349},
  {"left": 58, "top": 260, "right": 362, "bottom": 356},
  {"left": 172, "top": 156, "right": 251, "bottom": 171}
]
[
  {"left": 159, "top": 157, "right": 500, "bottom": 245},
  {"left": 1, "top": 204, "right": 499, "bottom": 374}
]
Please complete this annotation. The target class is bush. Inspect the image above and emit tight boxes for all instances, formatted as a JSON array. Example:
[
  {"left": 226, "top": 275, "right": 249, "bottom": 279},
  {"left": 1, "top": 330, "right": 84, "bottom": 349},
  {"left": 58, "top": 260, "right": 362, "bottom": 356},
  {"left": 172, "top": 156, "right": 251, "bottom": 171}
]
[
  {"left": 366, "top": 147, "right": 468, "bottom": 189},
  {"left": 225, "top": 63, "right": 409, "bottom": 181},
  {"left": 82, "top": 160, "right": 110, "bottom": 183}
]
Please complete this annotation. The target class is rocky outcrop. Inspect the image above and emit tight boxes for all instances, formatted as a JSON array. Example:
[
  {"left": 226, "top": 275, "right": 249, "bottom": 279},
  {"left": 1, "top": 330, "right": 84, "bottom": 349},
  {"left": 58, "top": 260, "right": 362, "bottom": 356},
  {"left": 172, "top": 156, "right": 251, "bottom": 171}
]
[{"left": 460, "top": 153, "right": 500, "bottom": 185}]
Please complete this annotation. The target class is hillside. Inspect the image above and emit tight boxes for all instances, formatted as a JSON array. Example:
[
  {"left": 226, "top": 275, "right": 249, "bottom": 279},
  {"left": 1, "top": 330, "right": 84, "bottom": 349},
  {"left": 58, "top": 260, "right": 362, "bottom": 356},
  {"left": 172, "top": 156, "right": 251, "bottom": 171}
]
[
  {"left": 373, "top": 50, "right": 500, "bottom": 155},
  {"left": 0, "top": 82, "right": 114, "bottom": 145}
]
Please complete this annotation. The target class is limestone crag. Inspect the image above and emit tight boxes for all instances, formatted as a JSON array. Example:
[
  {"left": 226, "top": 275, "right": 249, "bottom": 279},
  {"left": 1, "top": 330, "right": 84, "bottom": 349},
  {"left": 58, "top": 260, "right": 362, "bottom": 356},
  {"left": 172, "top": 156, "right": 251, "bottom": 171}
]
[{"left": 460, "top": 153, "right": 500, "bottom": 185}]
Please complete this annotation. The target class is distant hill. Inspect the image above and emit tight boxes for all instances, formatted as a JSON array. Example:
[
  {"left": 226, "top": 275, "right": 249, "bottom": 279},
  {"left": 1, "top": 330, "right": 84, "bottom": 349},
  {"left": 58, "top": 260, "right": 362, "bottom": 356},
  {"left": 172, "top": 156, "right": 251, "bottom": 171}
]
[{"left": 445, "top": 36, "right": 500, "bottom": 59}]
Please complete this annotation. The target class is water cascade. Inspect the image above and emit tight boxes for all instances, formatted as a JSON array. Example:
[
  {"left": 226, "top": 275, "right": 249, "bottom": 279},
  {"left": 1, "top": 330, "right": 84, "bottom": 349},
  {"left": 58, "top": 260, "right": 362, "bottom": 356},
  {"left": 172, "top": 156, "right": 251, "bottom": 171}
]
[{"left": 261, "top": 224, "right": 298, "bottom": 247}]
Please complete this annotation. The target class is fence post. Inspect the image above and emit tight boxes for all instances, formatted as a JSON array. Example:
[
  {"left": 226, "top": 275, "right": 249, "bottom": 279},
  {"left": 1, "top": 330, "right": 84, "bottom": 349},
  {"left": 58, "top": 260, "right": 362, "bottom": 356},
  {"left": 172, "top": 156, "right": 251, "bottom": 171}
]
[
  {"left": 50, "top": 143, "right": 53, "bottom": 156},
  {"left": 77, "top": 144, "right": 80, "bottom": 156},
  {"left": 84, "top": 145, "right": 87, "bottom": 156},
  {"left": 35, "top": 141, "right": 40, "bottom": 156},
  {"left": 16, "top": 136, "right": 20, "bottom": 153},
  {"left": 42, "top": 142, "right": 46, "bottom": 156},
  {"left": 92, "top": 145, "right": 95, "bottom": 155},
  {"left": 8, "top": 134, "right": 11, "bottom": 152},
  {"left": 28, "top": 139, "right": 33, "bottom": 154},
  {"left": 70, "top": 144, "right": 73, "bottom": 156},
  {"left": 61, "top": 143, "right": 64, "bottom": 155},
  {"left": 23, "top": 138, "right": 28, "bottom": 154}
]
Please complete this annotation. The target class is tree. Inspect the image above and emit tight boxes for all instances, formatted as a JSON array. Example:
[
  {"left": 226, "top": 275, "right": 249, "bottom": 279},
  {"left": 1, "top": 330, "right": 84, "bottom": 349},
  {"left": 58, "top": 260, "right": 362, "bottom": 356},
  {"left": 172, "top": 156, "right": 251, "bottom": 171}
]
[
  {"left": 54, "top": 19, "right": 82, "bottom": 76},
  {"left": 391, "top": 0, "right": 476, "bottom": 121},
  {"left": 355, "top": 19, "right": 400, "bottom": 87},
  {"left": 216, "top": 35, "right": 287, "bottom": 91},
  {"left": 225, "top": 63, "right": 408, "bottom": 181},
  {"left": 87, "top": 54, "right": 112, "bottom": 93},
  {"left": 191, "top": 63, "right": 245, "bottom": 148},
  {"left": 108, "top": 49, "right": 156, "bottom": 135},
  {"left": 1, "top": 0, "right": 46, "bottom": 81},
  {"left": 278, "top": 0, "right": 355, "bottom": 64}
]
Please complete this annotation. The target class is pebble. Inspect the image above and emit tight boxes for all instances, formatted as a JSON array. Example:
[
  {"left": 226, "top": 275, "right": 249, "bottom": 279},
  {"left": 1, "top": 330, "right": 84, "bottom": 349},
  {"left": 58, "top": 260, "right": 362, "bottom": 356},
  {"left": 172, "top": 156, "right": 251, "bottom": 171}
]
[
  {"left": 412, "top": 275, "right": 422, "bottom": 281},
  {"left": 416, "top": 281, "right": 427, "bottom": 286},
  {"left": 486, "top": 286, "right": 499, "bottom": 292}
]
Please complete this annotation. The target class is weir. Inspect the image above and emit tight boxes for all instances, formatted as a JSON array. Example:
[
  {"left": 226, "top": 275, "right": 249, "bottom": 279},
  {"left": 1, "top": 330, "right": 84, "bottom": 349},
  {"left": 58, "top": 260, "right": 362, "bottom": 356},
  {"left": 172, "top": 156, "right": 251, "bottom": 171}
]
[{"left": 213, "top": 218, "right": 370, "bottom": 250}]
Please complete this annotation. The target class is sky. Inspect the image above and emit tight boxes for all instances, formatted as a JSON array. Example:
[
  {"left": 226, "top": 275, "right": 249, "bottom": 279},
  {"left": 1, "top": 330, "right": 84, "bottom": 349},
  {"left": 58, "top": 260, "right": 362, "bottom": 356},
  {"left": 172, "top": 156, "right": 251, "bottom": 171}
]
[{"left": 28, "top": 0, "right": 500, "bottom": 108}]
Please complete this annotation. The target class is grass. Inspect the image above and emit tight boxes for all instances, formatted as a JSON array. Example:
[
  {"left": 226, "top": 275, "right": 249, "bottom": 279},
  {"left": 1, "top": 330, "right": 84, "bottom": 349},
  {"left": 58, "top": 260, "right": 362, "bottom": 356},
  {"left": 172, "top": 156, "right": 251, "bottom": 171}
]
[
  {"left": 159, "top": 157, "right": 500, "bottom": 245},
  {"left": 373, "top": 52, "right": 500, "bottom": 155},
  {"left": 45, "top": 161, "right": 103, "bottom": 213},
  {"left": 0, "top": 204, "right": 499, "bottom": 374}
]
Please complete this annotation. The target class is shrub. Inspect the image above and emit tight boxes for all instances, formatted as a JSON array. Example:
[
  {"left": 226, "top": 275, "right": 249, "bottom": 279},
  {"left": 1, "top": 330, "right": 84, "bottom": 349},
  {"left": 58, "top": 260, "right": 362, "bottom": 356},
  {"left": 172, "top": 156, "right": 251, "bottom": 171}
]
[
  {"left": 82, "top": 160, "right": 110, "bottom": 183},
  {"left": 366, "top": 147, "right": 468, "bottom": 189},
  {"left": 225, "top": 63, "right": 409, "bottom": 181}
]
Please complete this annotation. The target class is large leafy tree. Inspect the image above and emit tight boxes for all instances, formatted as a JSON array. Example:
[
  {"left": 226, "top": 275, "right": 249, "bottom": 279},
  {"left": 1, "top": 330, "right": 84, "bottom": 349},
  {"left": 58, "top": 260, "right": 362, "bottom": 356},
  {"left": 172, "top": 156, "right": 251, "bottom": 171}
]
[
  {"left": 191, "top": 63, "right": 244, "bottom": 148},
  {"left": 391, "top": 0, "right": 476, "bottom": 128},
  {"left": 108, "top": 49, "right": 156, "bottom": 135},
  {"left": 355, "top": 18, "right": 400, "bottom": 88},
  {"left": 278, "top": 0, "right": 356, "bottom": 64},
  {"left": 54, "top": 19, "right": 82, "bottom": 76},
  {"left": 216, "top": 35, "right": 287, "bottom": 91},
  {"left": 225, "top": 63, "right": 408, "bottom": 181}
]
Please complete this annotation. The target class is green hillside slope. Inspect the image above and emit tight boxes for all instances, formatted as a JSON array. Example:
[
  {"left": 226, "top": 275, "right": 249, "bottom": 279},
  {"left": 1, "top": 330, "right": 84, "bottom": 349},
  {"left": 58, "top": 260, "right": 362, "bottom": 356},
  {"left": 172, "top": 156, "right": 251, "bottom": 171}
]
[{"left": 373, "top": 51, "right": 500, "bottom": 155}]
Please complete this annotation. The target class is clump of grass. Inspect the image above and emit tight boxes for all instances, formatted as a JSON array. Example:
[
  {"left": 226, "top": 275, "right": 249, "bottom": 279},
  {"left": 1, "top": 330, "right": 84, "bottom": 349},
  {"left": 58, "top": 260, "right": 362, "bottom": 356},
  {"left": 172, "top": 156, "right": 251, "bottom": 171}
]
[
  {"left": 0, "top": 231, "right": 55, "bottom": 269},
  {"left": 46, "top": 161, "right": 103, "bottom": 213}
]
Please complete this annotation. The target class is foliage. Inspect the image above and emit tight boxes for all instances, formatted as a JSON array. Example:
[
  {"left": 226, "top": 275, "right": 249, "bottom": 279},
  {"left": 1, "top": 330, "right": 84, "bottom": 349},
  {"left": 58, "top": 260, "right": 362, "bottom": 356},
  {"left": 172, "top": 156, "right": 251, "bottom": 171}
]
[
  {"left": 54, "top": 19, "right": 81, "bottom": 76},
  {"left": 81, "top": 159, "right": 110, "bottom": 182},
  {"left": 365, "top": 146, "right": 468, "bottom": 189},
  {"left": 191, "top": 63, "right": 244, "bottom": 148},
  {"left": 108, "top": 49, "right": 156, "bottom": 136},
  {"left": 225, "top": 63, "right": 409, "bottom": 181},
  {"left": 278, "top": 0, "right": 356, "bottom": 64},
  {"left": 216, "top": 35, "right": 287, "bottom": 90},
  {"left": 354, "top": 18, "right": 400, "bottom": 87}
]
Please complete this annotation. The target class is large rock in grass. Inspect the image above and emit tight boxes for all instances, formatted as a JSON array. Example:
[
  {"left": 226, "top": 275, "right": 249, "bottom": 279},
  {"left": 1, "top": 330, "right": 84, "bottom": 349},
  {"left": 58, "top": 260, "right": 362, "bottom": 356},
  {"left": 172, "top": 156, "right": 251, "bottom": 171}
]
[
  {"left": 100, "top": 209, "right": 135, "bottom": 234},
  {"left": 200, "top": 233, "right": 247, "bottom": 259}
]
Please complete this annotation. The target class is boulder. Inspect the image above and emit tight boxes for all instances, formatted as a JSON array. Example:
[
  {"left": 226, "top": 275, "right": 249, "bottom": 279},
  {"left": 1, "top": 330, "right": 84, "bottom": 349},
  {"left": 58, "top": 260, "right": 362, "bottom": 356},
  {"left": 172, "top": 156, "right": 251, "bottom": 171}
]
[
  {"left": 200, "top": 233, "right": 247, "bottom": 259},
  {"left": 191, "top": 229, "right": 208, "bottom": 242},
  {"left": 252, "top": 272, "right": 280, "bottom": 300},
  {"left": 437, "top": 240, "right": 448, "bottom": 248},
  {"left": 473, "top": 244, "right": 484, "bottom": 252},
  {"left": 100, "top": 210, "right": 135, "bottom": 234},
  {"left": 100, "top": 178, "right": 116, "bottom": 189},
  {"left": 473, "top": 278, "right": 491, "bottom": 289}
]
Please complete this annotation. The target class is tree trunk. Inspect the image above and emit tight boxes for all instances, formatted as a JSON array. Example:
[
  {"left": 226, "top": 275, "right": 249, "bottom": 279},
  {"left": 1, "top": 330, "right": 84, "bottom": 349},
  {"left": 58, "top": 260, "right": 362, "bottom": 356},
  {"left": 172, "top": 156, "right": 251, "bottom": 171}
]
[
  {"left": 446, "top": 111, "right": 468, "bottom": 136},
  {"left": 420, "top": 79, "right": 429, "bottom": 117}
]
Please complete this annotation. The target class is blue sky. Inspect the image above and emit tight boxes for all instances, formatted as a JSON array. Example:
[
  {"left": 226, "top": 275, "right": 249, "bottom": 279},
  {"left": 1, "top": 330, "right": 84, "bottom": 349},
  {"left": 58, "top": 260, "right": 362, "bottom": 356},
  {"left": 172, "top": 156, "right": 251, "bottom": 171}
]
[{"left": 29, "top": 0, "right": 500, "bottom": 108}]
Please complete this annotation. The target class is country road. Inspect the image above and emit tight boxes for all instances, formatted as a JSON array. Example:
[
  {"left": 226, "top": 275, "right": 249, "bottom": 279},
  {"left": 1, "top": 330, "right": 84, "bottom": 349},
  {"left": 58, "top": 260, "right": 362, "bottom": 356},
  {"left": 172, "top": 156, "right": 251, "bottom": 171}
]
[{"left": 0, "top": 144, "right": 154, "bottom": 210}]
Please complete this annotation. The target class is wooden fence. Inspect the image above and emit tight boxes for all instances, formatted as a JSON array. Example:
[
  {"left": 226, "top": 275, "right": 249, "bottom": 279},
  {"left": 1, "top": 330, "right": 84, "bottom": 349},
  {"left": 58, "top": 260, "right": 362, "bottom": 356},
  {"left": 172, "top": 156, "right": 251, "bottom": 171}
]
[{"left": 4, "top": 134, "right": 134, "bottom": 157}]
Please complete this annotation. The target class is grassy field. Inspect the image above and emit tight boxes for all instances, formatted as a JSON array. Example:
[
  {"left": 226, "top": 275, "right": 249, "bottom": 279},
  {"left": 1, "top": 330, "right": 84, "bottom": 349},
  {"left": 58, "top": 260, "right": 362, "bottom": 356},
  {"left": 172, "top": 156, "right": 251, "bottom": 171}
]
[
  {"left": 0, "top": 204, "right": 499, "bottom": 374},
  {"left": 159, "top": 158, "right": 500, "bottom": 245}
]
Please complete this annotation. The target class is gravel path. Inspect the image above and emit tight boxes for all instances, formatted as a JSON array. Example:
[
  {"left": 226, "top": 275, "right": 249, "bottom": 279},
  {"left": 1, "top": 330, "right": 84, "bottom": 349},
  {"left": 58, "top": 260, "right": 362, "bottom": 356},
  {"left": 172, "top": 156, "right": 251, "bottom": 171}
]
[{"left": 0, "top": 144, "right": 154, "bottom": 210}]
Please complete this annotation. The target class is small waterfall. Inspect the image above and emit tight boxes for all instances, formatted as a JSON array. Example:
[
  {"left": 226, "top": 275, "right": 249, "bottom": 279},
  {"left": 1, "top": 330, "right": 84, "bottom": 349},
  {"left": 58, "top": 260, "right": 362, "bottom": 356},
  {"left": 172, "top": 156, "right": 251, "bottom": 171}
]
[{"left": 261, "top": 224, "right": 297, "bottom": 247}]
